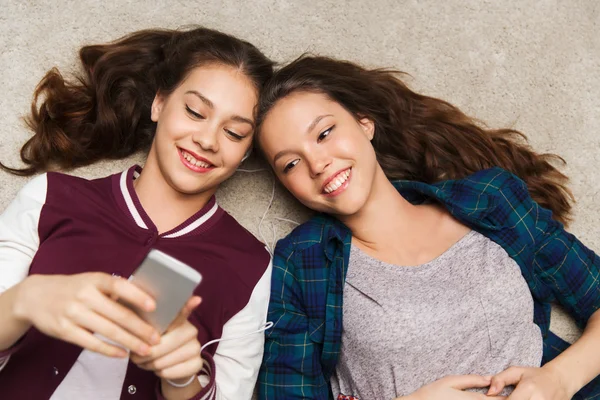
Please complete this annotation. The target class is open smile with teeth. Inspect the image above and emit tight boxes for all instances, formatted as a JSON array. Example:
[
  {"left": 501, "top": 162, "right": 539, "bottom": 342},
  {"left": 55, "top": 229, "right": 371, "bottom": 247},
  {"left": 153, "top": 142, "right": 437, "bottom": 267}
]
[
  {"left": 181, "top": 149, "right": 213, "bottom": 169},
  {"left": 323, "top": 169, "right": 351, "bottom": 194}
]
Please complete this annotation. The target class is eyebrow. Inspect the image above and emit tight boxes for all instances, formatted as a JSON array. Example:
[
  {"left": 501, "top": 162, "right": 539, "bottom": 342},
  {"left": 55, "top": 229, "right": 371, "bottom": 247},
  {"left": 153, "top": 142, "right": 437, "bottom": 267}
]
[
  {"left": 185, "top": 90, "right": 255, "bottom": 128},
  {"left": 273, "top": 149, "right": 293, "bottom": 164},
  {"left": 306, "top": 114, "right": 333, "bottom": 135},
  {"left": 273, "top": 114, "right": 334, "bottom": 163},
  {"left": 186, "top": 90, "right": 214, "bottom": 108}
]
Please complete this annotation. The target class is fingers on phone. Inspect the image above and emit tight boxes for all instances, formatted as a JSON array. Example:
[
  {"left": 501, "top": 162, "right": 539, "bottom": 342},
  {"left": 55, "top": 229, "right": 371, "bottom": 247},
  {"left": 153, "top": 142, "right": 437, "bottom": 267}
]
[
  {"left": 99, "top": 274, "right": 156, "bottom": 312},
  {"left": 167, "top": 296, "right": 202, "bottom": 331},
  {"left": 64, "top": 324, "right": 128, "bottom": 358},
  {"left": 73, "top": 306, "right": 153, "bottom": 356},
  {"left": 142, "top": 339, "right": 201, "bottom": 371},
  {"left": 143, "top": 323, "right": 198, "bottom": 363},
  {"left": 188, "top": 296, "right": 202, "bottom": 310},
  {"left": 88, "top": 288, "right": 160, "bottom": 345}
]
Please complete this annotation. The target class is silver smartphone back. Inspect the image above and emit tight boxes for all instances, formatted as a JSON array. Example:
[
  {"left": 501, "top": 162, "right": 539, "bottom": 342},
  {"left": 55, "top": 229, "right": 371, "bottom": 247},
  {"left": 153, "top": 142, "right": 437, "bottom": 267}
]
[{"left": 129, "top": 249, "right": 202, "bottom": 333}]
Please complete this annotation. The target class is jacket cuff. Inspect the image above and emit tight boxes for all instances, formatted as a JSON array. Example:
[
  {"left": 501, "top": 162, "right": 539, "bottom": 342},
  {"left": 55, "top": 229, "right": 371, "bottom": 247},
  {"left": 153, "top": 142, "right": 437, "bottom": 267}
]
[{"left": 155, "top": 351, "right": 216, "bottom": 400}]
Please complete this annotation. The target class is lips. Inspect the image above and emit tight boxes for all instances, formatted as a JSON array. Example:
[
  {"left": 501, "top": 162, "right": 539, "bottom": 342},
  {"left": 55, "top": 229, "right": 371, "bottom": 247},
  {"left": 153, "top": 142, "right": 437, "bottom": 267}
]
[
  {"left": 178, "top": 148, "right": 215, "bottom": 172},
  {"left": 322, "top": 168, "right": 351, "bottom": 194}
]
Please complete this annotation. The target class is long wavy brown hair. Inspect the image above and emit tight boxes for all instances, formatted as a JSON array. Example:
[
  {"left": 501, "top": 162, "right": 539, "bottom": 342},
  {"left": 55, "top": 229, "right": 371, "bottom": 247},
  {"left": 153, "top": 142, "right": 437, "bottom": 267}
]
[
  {"left": 257, "top": 56, "right": 574, "bottom": 225},
  {"left": 1, "top": 27, "right": 274, "bottom": 176}
]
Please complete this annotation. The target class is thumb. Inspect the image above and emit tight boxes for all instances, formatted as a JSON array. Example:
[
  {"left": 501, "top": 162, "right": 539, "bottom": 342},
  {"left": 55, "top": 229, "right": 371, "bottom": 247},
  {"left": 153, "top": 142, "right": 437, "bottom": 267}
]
[
  {"left": 166, "top": 296, "right": 202, "bottom": 332},
  {"left": 487, "top": 367, "right": 524, "bottom": 395}
]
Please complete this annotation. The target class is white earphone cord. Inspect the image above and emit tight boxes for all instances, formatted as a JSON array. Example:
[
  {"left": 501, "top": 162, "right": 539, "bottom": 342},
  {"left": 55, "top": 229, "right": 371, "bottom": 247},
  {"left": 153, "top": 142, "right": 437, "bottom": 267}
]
[
  {"left": 200, "top": 321, "right": 274, "bottom": 352},
  {"left": 236, "top": 167, "right": 300, "bottom": 255}
]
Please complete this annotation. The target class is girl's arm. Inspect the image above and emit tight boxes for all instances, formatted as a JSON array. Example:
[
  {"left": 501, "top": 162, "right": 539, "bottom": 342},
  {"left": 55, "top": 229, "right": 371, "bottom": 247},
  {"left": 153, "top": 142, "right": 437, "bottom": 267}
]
[
  {"left": 488, "top": 309, "right": 600, "bottom": 398},
  {"left": 0, "top": 174, "right": 46, "bottom": 353},
  {"left": 488, "top": 170, "right": 600, "bottom": 398},
  {"left": 0, "top": 174, "right": 159, "bottom": 363},
  {"left": 257, "top": 239, "right": 332, "bottom": 400}
]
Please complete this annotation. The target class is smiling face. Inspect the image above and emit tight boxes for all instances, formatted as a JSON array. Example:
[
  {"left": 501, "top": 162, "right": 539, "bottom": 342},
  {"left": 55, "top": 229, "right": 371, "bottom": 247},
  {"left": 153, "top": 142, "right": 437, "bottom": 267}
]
[
  {"left": 259, "top": 91, "right": 380, "bottom": 216},
  {"left": 146, "top": 63, "right": 257, "bottom": 198}
]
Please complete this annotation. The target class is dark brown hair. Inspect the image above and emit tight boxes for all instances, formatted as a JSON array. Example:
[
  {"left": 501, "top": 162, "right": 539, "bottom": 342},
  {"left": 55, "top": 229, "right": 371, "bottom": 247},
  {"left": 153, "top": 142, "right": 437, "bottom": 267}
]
[
  {"left": 1, "top": 27, "right": 273, "bottom": 176},
  {"left": 257, "top": 56, "right": 574, "bottom": 225}
]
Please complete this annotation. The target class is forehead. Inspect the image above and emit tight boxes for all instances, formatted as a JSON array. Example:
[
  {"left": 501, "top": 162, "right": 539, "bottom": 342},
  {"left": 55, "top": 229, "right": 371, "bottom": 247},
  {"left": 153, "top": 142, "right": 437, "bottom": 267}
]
[
  {"left": 178, "top": 64, "right": 258, "bottom": 108},
  {"left": 260, "top": 92, "right": 346, "bottom": 157},
  {"left": 263, "top": 92, "right": 341, "bottom": 130}
]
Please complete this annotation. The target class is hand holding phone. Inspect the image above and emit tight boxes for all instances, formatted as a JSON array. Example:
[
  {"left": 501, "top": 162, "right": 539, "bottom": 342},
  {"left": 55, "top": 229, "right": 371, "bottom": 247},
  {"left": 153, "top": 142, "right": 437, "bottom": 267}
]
[
  {"left": 130, "top": 295, "right": 204, "bottom": 389},
  {"left": 128, "top": 249, "right": 202, "bottom": 333}
]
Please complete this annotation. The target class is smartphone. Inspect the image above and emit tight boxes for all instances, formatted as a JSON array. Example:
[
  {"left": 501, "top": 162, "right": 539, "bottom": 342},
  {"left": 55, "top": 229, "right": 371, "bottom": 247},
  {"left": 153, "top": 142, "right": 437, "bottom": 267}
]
[{"left": 128, "top": 249, "right": 202, "bottom": 333}]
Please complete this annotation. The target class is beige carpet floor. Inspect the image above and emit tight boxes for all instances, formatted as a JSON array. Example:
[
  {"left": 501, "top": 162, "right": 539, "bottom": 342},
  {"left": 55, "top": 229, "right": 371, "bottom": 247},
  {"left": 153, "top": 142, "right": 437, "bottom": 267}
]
[{"left": 1, "top": 0, "right": 598, "bottom": 351}]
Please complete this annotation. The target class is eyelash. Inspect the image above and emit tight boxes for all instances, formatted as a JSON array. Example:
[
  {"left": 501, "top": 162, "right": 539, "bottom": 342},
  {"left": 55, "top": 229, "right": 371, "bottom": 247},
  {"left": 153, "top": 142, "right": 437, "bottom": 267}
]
[
  {"left": 317, "top": 126, "right": 334, "bottom": 142},
  {"left": 283, "top": 126, "right": 334, "bottom": 173},
  {"left": 186, "top": 105, "right": 245, "bottom": 141},
  {"left": 226, "top": 129, "right": 244, "bottom": 141},
  {"left": 283, "top": 160, "right": 299, "bottom": 174},
  {"left": 185, "top": 105, "right": 205, "bottom": 120}
]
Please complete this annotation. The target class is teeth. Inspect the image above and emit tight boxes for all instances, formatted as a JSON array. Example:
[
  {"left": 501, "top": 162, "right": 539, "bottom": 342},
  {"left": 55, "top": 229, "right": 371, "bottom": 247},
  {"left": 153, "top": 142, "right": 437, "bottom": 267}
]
[
  {"left": 324, "top": 169, "right": 351, "bottom": 194},
  {"left": 182, "top": 150, "right": 211, "bottom": 168}
]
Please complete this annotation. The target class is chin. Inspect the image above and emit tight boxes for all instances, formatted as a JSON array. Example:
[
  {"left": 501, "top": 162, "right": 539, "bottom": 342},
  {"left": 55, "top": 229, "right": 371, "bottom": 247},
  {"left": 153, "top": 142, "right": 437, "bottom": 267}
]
[
  {"left": 332, "top": 197, "right": 368, "bottom": 217},
  {"left": 331, "top": 206, "right": 362, "bottom": 217},
  {"left": 168, "top": 177, "right": 211, "bottom": 196},
  {"left": 302, "top": 198, "right": 364, "bottom": 217}
]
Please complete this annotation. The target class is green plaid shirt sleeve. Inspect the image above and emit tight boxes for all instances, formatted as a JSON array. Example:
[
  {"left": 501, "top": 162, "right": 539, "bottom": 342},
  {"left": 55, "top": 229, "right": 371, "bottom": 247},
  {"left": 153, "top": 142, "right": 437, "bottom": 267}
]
[
  {"left": 503, "top": 172, "right": 600, "bottom": 329},
  {"left": 257, "top": 236, "right": 331, "bottom": 400}
]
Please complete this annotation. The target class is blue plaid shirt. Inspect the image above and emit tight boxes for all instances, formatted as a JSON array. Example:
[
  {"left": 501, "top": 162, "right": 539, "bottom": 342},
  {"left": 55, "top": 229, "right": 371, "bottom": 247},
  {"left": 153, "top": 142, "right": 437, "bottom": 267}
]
[{"left": 258, "top": 167, "right": 600, "bottom": 400}]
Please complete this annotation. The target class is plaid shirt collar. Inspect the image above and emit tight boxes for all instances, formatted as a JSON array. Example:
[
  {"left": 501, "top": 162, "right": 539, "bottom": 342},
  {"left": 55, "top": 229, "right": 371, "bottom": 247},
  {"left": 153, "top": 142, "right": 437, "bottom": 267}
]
[{"left": 317, "top": 170, "right": 506, "bottom": 256}]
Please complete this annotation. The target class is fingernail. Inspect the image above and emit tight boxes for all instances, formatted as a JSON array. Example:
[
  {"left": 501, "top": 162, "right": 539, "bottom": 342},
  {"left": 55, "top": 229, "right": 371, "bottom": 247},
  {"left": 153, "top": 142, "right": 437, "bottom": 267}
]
[
  {"left": 145, "top": 299, "right": 155, "bottom": 311},
  {"left": 151, "top": 333, "right": 160, "bottom": 344},
  {"left": 138, "top": 344, "right": 150, "bottom": 355}
]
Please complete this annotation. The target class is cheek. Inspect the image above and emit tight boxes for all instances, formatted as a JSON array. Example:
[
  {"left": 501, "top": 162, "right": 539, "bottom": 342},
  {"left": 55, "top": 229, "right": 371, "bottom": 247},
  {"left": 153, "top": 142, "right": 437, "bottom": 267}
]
[
  {"left": 336, "top": 133, "right": 368, "bottom": 156},
  {"left": 156, "top": 112, "right": 190, "bottom": 142},
  {"left": 284, "top": 174, "right": 314, "bottom": 202},
  {"left": 219, "top": 140, "right": 247, "bottom": 165},
  {"left": 153, "top": 125, "right": 171, "bottom": 153}
]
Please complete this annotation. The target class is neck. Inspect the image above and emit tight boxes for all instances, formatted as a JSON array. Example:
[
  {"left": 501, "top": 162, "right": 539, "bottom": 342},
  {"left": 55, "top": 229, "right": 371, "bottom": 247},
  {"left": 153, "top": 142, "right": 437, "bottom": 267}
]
[
  {"left": 134, "top": 160, "right": 215, "bottom": 234},
  {"left": 338, "top": 166, "right": 420, "bottom": 251}
]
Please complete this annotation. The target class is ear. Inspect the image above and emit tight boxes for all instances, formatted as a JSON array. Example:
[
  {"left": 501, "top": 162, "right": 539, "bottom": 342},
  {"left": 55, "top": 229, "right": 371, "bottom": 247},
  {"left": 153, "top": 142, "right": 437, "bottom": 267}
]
[
  {"left": 358, "top": 117, "right": 375, "bottom": 141},
  {"left": 150, "top": 93, "right": 165, "bottom": 122}
]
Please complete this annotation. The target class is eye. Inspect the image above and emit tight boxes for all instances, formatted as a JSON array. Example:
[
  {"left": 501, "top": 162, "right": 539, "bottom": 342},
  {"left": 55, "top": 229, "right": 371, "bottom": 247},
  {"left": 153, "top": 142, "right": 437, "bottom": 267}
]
[
  {"left": 185, "top": 105, "right": 205, "bottom": 120},
  {"left": 283, "top": 159, "right": 299, "bottom": 174},
  {"left": 317, "top": 126, "right": 334, "bottom": 143},
  {"left": 225, "top": 129, "right": 244, "bottom": 141}
]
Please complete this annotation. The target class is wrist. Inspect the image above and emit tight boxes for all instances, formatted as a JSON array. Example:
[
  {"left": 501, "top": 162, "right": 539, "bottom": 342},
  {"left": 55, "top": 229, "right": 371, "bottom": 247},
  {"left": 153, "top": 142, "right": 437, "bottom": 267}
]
[
  {"left": 543, "top": 362, "right": 580, "bottom": 398},
  {"left": 11, "top": 276, "right": 36, "bottom": 324},
  {"left": 165, "top": 375, "right": 197, "bottom": 388},
  {"left": 160, "top": 376, "right": 201, "bottom": 400}
]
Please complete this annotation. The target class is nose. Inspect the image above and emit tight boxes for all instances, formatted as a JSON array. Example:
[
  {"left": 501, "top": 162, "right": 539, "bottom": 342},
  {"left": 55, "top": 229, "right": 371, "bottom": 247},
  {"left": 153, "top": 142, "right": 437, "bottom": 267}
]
[
  {"left": 306, "top": 151, "right": 332, "bottom": 179},
  {"left": 192, "top": 126, "right": 219, "bottom": 152}
]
